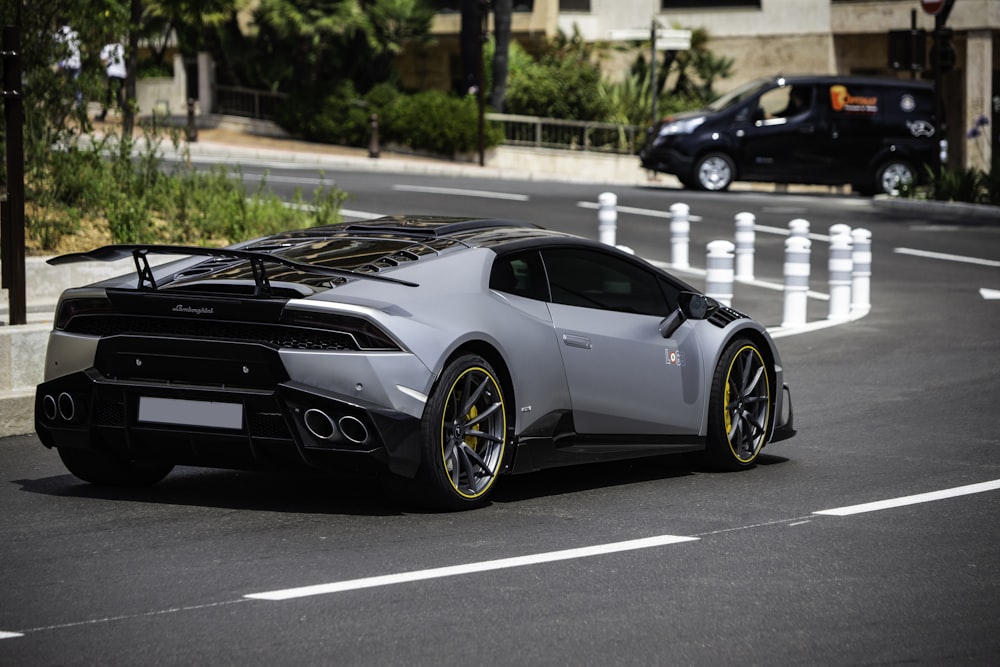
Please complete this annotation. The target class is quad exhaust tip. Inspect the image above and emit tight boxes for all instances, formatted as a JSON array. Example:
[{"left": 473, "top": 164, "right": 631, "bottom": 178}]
[
  {"left": 303, "top": 409, "right": 370, "bottom": 445},
  {"left": 42, "top": 393, "right": 77, "bottom": 422}
]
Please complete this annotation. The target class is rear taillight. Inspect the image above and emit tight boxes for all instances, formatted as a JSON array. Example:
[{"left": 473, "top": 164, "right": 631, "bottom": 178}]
[
  {"left": 279, "top": 310, "right": 401, "bottom": 351},
  {"left": 54, "top": 297, "right": 115, "bottom": 331}
]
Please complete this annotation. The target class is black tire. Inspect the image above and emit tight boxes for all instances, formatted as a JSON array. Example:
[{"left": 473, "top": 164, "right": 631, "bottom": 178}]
[
  {"left": 692, "top": 153, "right": 735, "bottom": 191},
  {"left": 874, "top": 159, "right": 916, "bottom": 195},
  {"left": 58, "top": 447, "right": 174, "bottom": 487},
  {"left": 705, "top": 339, "right": 772, "bottom": 470},
  {"left": 414, "top": 354, "right": 508, "bottom": 510}
]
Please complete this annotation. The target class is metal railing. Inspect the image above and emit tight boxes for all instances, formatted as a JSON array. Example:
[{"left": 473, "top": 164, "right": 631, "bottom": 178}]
[
  {"left": 211, "top": 86, "right": 644, "bottom": 155},
  {"left": 486, "top": 113, "right": 643, "bottom": 155},
  {"left": 214, "top": 86, "right": 289, "bottom": 120}
]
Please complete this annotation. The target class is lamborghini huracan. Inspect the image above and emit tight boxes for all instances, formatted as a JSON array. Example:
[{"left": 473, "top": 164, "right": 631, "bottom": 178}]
[{"left": 35, "top": 216, "right": 793, "bottom": 509}]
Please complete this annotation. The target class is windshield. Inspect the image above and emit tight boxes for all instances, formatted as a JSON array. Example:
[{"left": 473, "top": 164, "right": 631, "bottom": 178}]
[{"left": 706, "top": 78, "right": 773, "bottom": 112}]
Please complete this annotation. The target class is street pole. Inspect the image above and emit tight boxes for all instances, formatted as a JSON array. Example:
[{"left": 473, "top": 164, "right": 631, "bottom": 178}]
[
  {"left": 478, "top": 0, "right": 490, "bottom": 167},
  {"left": 931, "top": 0, "right": 957, "bottom": 172},
  {"left": 1, "top": 21, "right": 26, "bottom": 326},
  {"left": 650, "top": 19, "right": 657, "bottom": 124}
]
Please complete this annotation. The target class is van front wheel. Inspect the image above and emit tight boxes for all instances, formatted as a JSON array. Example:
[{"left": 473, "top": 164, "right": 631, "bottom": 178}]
[
  {"left": 693, "top": 153, "right": 735, "bottom": 191},
  {"left": 875, "top": 160, "right": 915, "bottom": 195}
]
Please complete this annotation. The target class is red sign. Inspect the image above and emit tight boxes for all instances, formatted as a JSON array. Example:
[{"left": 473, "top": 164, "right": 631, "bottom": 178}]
[{"left": 920, "top": 0, "right": 946, "bottom": 15}]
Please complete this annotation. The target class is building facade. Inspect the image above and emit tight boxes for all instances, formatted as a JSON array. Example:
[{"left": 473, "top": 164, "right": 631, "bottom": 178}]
[{"left": 405, "top": 0, "right": 998, "bottom": 171}]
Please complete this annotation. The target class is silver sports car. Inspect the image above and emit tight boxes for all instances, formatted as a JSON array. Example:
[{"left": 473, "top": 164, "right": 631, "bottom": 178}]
[{"left": 35, "top": 216, "right": 793, "bottom": 509}]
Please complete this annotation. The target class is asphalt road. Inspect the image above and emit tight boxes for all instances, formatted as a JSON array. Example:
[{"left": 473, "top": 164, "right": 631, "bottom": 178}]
[{"left": 2, "top": 169, "right": 999, "bottom": 665}]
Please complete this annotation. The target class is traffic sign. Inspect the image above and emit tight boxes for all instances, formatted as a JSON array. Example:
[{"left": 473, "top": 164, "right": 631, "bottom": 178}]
[{"left": 920, "top": 0, "right": 946, "bottom": 15}]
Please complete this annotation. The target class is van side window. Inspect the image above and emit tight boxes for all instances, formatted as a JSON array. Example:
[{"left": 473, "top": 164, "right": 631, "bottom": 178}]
[{"left": 758, "top": 86, "right": 812, "bottom": 123}]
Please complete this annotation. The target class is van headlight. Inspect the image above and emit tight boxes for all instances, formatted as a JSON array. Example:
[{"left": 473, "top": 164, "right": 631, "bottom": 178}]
[{"left": 658, "top": 116, "right": 706, "bottom": 137}]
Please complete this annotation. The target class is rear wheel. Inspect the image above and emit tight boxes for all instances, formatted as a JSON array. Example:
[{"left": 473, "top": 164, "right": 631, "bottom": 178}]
[
  {"left": 414, "top": 355, "right": 508, "bottom": 510},
  {"left": 58, "top": 447, "right": 174, "bottom": 486},
  {"left": 693, "top": 153, "right": 735, "bottom": 191},
  {"left": 875, "top": 159, "right": 915, "bottom": 195},
  {"left": 706, "top": 339, "right": 772, "bottom": 470}
]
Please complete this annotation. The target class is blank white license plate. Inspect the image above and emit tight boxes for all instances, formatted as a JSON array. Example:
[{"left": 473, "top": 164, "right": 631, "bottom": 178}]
[{"left": 138, "top": 397, "right": 244, "bottom": 430}]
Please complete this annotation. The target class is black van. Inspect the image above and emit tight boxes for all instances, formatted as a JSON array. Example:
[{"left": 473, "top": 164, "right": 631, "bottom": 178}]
[{"left": 639, "top": 75, "right": 938, "bottom": 195}]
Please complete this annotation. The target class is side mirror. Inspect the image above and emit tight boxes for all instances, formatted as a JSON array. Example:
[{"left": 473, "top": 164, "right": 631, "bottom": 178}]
[
  {"left": 659, "top": 292, "right": 714, "bottom": 339},
  {"left": 678, "top": 292, "right": 711, "bottom": 319}
]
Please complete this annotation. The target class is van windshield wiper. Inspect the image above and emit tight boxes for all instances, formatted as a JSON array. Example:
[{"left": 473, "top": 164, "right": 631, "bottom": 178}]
[{"left": 48, "top": 244, "right": 419, "bottom": 297}]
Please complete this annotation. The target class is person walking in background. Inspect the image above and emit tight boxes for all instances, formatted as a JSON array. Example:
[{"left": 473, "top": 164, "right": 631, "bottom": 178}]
[
  {"left": 54, "top": 17, "right": 82, "bottom": 109},
  {"left": 97, "top": 41, "right": 127, "bottom": 121}
]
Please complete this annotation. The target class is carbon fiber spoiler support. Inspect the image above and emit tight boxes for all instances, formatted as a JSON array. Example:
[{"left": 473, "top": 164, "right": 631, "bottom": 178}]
[{"left": 47, "top": 244, "right": 419, "bottom": 293}]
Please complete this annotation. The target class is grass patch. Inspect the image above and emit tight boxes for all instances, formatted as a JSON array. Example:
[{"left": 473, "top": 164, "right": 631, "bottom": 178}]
[{"left": 25, "top": 126, "right": 346, "bottom": 255}]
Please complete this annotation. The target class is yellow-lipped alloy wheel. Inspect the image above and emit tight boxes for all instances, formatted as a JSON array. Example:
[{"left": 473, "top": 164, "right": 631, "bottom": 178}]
[
  {"left": 707, "top": 339, "right": 772, "bottom": 469},
  {"left": 438, "top": 362, "right": 507, "bottom": 500}
]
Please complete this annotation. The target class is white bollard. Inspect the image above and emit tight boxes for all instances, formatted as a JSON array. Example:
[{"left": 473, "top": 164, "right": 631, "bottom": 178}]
[
  {"left": 827, "top": 230, "right": 853, "bottom": 321},
  {"left": 669, "top": 202, "right": 690, "bottom": 270},
  {"left": 734, "top": 211, "right": 756, "bottom": 281},
  {"left": 782, "top": 236, "right": 811, "bottom": 327},
  {"left": 851, "top": 228, "right": 872, "bottom": 314},
  {"left": 828, "top": 223, "right": 852, "bottom": 239},
  {"left": 705, "top": 240, "right": 735, "bottom": 307},
  {"left": 598, "top": 192, "right": 617, "bottom": 246},
  {"left": 788, "top": 218, "right": 810, "bottom": 242}
]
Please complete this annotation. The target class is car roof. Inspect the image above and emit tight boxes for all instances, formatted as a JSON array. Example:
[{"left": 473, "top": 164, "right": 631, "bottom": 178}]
[
  {"left": 158, "top": 216, "right": 593, "bottom": 292},
  {"left": 767, "top": 74, "right": 934, "bottom": 91}
]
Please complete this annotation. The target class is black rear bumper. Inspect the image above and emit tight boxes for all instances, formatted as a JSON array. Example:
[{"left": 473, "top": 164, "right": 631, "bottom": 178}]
[{"left": 35, "top": 369, "right": 423, "bottom": 478}]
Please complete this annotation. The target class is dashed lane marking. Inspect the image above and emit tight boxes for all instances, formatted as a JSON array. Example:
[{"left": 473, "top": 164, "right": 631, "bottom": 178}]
[
  {"left": 894, "top": 247, "right": 1000, "bottom": 268},
  {"left": 393, "top": 184, "right": 529, "bottom": 201},
  {"left": 814, "top": 479, "right": 1000, "bottom": 516},
  {"left": 245, "top": 534, "right": 699, "bottom": 601}
]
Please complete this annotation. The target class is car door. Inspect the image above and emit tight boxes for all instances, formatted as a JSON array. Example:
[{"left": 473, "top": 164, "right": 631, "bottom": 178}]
[
  {"left": 540, "top": 247, "right": 705, "bottom": 436},
  {"left": 736, "top": 84, "right": 834, "bottom": 182}
]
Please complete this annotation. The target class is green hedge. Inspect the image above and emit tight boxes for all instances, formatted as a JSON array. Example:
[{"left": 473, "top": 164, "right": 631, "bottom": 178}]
[{"left": 275, "top": 86, "right": 502, "bottom": 158}]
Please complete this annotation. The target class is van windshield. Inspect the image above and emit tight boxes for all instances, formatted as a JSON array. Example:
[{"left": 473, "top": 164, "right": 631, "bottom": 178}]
[{"left": 706, "top": 78, "right": 772, "bottom": 112}]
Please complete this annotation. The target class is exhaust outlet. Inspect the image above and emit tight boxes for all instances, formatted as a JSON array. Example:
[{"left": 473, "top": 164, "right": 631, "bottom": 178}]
[
  {"left": 43, "top": 394, "right": 58, "bottom": 421},
  {"left": 57, "top": 393, "right": 76, "bottom": 422},
  {"left": 303, "top": 408, "right": 337, "bottom": 440},
  {"left": 338, "top": 416, "right": 370, "bottom": 444}
]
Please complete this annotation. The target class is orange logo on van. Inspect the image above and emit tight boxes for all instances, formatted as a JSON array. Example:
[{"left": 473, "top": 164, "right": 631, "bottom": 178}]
[{"left": 830, "top": 85, "right": 878, "bottom": 113}]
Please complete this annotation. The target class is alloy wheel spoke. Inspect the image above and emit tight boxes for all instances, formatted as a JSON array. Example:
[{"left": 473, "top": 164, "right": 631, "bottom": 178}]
[
  {"left": 459, "top": 442, "right": 493, "bottom": 477},
  {"left": 465, "top": 399, "right": 502, "bottom": 425},
  {"left": 459, "top": 374, "right": 489, "bottom": 417}
]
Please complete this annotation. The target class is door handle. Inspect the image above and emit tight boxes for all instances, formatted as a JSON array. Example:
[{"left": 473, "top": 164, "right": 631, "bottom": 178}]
[{"left": 562, "top": 334, "right": 592, "bottom": 350}]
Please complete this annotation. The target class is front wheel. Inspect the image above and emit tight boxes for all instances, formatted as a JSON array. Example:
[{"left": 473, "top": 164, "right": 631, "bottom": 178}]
[
  {"left": 58, "top": 447, "right": 174, "bottom": 486},
  {"left": 414, "top": 355, "right": 508, "bottom": 510},
  {"left": 693, "top": 153, "right": 735, "bottom": 191},
  {"left": 706, "top": 339, "right": 772, "bottom": 470}
]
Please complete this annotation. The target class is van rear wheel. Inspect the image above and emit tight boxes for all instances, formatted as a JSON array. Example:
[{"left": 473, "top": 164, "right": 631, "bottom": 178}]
[
  {"left": 693, "top": 153, "right": 735, "bottom": 191},
  {"left": 875, "top": 160, "right": 915, "bottom": 195}
]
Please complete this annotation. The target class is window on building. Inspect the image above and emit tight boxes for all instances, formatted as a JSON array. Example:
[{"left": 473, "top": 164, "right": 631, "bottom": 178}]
[
  {"left": 661, "top": 0, "right": 760, "bottom": 8},
  {"left": 559, "top": 0, "right": 591, "bottom": 11}
]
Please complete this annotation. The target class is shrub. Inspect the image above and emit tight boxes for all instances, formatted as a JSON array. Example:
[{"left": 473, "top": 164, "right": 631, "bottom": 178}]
[{"left": 381, "top": 91, "right": 502, "bottom": 156}]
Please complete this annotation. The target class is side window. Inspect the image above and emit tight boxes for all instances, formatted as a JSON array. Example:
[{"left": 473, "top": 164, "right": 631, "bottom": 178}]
[
  {"left": 541, "top": 248, "right": 672, "bottom": 316},
  {"left": 758, "top": 85, "right": 813, "bottom": 123},
  {"left": 489, "top": 251, "right": 548, "bottom": 301}
]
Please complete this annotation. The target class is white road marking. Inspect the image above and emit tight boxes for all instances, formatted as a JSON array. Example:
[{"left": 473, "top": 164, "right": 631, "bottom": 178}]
[
  {"left": 245, "top": 534, "right": 699, "bottom": 601},
  {"left": 576, "top": 200, "right": 703, "bottom": 221},
  {"left": 0, "top": 631, "right": 24, "bottom": 640},
  {"left": 393, "top": 184, "right": 529, "bottom": 201},
  {"left": 814, "top": 479, "right": 1000, "bottom": 516},
  {"left": 980, "top": 288, "right": 1000, "bottom": 300},
  {"left": 894, "top": 247, "right": 1000, "bottom": 268}
]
